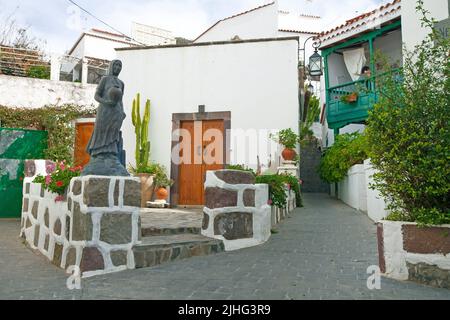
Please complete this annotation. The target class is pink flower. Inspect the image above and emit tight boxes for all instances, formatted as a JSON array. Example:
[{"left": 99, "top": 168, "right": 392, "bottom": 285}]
[
  {"left": 59, "top": 162, "right": 66, "bottom": 171},
  {"left": 46, "top": 163, "right": 56, "bottom": 174},
  {"left": 268, "top": 199, "right": 273, "bottom": 206},
  {"left": 45, "top": 175, "right": 52, "bottom": 185}
]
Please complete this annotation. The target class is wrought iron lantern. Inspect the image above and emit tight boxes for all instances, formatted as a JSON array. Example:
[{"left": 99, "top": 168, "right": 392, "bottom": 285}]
[{"left": 308, "top": 41, "right": 323, "bottom": 77}]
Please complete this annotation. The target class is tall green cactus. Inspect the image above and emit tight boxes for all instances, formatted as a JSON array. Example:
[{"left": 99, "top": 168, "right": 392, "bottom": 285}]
[{"left": 132, "top": 93, "right": 151, "bottom": 170}]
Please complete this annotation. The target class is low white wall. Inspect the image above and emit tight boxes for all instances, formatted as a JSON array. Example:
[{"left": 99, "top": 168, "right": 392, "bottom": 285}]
[
  {"left": 0, "top": 75, "right": 96, "bottom": 109},
  {"left": 379, "top": 220, "right": 450, "bottom": 287},
  {"left": 364, "top": 159, "right": 389, "bottom": 222},
  {"left": 336, "top": 160, "right": 389, "bottom": 222},
  {"left": 338, "top": 164, "right": 366, "bottom": 212}
]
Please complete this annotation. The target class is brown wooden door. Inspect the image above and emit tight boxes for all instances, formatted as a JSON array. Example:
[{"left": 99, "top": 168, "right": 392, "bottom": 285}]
[
  {"left": 179, "top": 120, "right": 225, "bottom": 205},
  {"left": 74, "top": 122, "right": 95, "bottom": 168}
]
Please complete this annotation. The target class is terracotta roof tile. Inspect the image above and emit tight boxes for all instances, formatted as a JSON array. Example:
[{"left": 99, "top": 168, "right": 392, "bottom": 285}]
[{"left": 318, "top": 0, "right": 401, "bottom": 45}]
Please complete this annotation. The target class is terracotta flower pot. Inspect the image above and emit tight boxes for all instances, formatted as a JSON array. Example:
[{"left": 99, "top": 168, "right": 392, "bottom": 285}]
[
  {"left": 282, "top": 148, "right": 297, "bottom": 161},
  {"left": 137, "top": 173, "right": 155, "bottom": 208},
  {"left": 347, "top": 93, "right": 358, "bottom": 102},
  {"left": 155, "top": 187, "right": 169, "bottom": 201}
]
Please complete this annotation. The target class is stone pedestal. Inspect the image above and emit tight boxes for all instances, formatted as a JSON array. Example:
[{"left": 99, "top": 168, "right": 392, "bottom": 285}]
[
  {"left": 277, "top": 160, "right": 298, "bottom": 177},
  {"left": 202, "top": 170, "right": 271, "bottom": 251},
  {"left": 21, "top": 176, "right": 142, "bottom": 278}
]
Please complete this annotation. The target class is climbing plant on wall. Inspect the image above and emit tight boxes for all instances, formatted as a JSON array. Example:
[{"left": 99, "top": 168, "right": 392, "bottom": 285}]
[{"left": 0, "top": 104, "right": 96, "bottom": 163}]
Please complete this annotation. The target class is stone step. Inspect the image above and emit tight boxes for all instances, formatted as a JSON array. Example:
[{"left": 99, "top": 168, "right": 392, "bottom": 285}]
[
  {"left": 133, "top": 234, "right": 224, "bottom": 269},
  {"left": 140, "top": 207, "right": 203, "bottom": 237},
  {"left": 141, "top": 225, "right": 201, "bottom": 237}
]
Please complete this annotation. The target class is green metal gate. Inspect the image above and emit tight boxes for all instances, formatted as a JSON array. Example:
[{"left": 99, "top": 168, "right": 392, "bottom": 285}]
[{"left": 0, "top": 128, "right": 47, "bottom": 218}]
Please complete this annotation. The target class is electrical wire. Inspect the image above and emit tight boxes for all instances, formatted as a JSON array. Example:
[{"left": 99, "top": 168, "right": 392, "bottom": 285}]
[{"left": 66, "top": 0, "right": 146, "bottom": 46}]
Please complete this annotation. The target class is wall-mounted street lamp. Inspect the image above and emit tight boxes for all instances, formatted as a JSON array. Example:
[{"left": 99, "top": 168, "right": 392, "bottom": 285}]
[{"left": 299, "top": 36, "right": 323, "bottom": 77}]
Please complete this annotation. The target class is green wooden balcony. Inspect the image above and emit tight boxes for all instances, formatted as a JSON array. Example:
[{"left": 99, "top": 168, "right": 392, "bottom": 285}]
[
  {"left": 326, "top": 78, "right": 377, "bottom": 130},
  {"left": 326, "top": 69, "right": 401, "bottom": 130}
]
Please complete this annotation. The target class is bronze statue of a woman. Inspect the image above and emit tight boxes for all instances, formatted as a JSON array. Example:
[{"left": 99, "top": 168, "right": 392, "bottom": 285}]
[{"left": 82, "top": 59, "right": 129, "bottom": 176}]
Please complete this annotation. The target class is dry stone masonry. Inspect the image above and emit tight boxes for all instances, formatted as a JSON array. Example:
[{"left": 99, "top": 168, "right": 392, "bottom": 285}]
[
  {"left": 202, "top": 170, "right": 272, "bottom": 251},
  {"left": 21, "top": 175, "right": 142, "bottom": 278}
]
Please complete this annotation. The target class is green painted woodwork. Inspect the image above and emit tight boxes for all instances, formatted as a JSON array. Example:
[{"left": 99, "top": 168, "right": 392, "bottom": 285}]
[
  {"left": 0, "top": 128, "right": 48, "bottom": 218},
  {"left": 321, "top": 20, "right": 402, "bottom": 131}
]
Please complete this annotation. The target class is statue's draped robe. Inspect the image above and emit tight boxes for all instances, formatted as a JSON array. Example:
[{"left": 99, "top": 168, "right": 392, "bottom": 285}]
[{"left": 86, "top": 64, "right": 126, "bottom": 157}]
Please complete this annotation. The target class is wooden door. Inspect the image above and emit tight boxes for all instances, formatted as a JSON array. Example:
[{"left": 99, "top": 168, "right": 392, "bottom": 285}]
[
  {"left": 201, "top": 120, "right": 224, "bottom": 204},
  {"left": 178, "top": 120, "right": 225, "bottom": 205},
  {"left": 74, "top": 122, "right": 95, "bottom": 168}
]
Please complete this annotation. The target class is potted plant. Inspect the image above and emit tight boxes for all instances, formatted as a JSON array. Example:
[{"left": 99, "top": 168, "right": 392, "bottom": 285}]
[
  {"left": 33, "top": 161, "right": 83, "bottom": 202},
  {"left": 270, "top": 128, "right": 299, "bottom": 161},
  {"left": 131, "top": 93, "right": 154, "bottom": 207},
  {"left": 153, "top": 165, "right": 174, "bottom": 202},
  {"left": 340, "top": 92, "right": 359, "bottom": 103}
]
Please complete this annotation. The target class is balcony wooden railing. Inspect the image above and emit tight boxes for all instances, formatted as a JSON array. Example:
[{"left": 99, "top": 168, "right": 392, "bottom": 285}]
[{"left": 326, "top": 69, "right": 402, "bottom": 130}]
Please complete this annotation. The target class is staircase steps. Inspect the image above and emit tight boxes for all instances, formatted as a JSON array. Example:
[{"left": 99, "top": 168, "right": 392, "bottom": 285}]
[
  {"left": 133, "top": 234, "right": 224, "bottom": 269},
  {"left": 133, "top": 208, "right": 224, "bottom": 269}
]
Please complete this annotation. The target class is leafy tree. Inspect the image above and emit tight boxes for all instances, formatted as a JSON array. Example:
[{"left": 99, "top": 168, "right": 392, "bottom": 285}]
[{"left": 366, "top": 0, "right": 450, "bottom": 225}]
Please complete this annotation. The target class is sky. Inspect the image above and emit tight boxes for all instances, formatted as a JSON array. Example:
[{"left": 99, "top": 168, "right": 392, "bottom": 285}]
[{"left": 0, "top": 0, "right": 385, "bottom": 54}]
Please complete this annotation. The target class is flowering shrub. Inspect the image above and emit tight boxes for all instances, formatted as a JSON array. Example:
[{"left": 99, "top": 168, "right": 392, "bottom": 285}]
[
  {"left": 34, "top": 162, "right": 82, "bottom": 200},
  {"left": 255, "top": 174, "right": 302, "bottom": 209}
]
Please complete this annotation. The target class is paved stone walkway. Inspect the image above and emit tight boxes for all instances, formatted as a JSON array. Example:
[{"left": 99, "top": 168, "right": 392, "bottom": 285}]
[{"left": 1, "top": 194, "right": 449, "bottom": 300}]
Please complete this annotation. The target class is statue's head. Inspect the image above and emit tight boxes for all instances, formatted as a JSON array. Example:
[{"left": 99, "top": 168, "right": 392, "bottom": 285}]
[{"left": 109, "top": 60, "right": 122, "bottom": 76}]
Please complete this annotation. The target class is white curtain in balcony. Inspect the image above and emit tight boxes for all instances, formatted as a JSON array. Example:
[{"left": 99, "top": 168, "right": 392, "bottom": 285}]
[{"left": 343, "top": 48, "right": 367, "bottom": 81}]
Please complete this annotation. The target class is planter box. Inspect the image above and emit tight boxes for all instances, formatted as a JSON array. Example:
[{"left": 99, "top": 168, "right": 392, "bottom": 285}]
[{"left": 377, "top": 221, "right": 450, "bottom": 289}]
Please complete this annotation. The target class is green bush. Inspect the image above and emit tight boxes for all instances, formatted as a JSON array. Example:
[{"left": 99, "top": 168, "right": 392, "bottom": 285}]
[
  {"left": 365, "top": 2, "right": 450, "bottom": 225},
  {"left": 255, "top": 174, "right": 302, "bottom": 209},
  {"left": 318, "top": 132, "right": 369, "bottom": 183},
  {"left": 27, "top": 65, "right": 50, "bottom": 79}
]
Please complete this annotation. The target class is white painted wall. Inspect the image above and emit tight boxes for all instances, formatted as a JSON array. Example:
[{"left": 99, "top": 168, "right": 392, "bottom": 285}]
[
  {"left": 0, "top": 75, "right": 96, "bottom": 109},
  {"left": 364, "top": 159, "right": 389, "bottom": 222},
  {"left": 338, "top": 164, "right": 367, "bottom": 212},
  {"left": 195, "top": 3, "right": 279, "bottom": 42},
  {"left": 82, "top": 36, "right": 134, "bottom": 61},
  {"left": 402, "top": 0, "right": 449, "bottom": 52},
  {"left": 116, "top": 39, "right": 299, "bottom": 174},
  {"left": 336, "top": 160, "right": 390, "bottom": 222},
  {"left": 69, "top": 35, "right": 134, "bottom": 61}
]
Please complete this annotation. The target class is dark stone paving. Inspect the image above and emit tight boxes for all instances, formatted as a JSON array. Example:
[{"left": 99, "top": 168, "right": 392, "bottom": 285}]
[{"left": 1, "top": 194, "right": 450, "bottom": 300}]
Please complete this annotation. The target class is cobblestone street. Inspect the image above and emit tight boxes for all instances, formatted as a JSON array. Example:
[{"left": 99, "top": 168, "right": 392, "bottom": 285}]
[{"left": 1, "top": 194, "right": 449, "bottom": 300}]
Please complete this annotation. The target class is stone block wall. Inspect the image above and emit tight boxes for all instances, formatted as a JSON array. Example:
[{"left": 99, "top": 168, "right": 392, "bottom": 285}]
[
  {"left": 202, "top": 170, "right": 271, "bottom": 251},
  {"left": 377, "top": 221, "right": 450, "bottom": 289},
  {"left": 21, "top": 175, "right": 142, "bottom": 278}
]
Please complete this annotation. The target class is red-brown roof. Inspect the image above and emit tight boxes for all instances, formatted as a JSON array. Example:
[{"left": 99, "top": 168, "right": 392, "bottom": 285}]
[
  {"left": 279, "top": 29, "right": 319, "bottom": 35},
  {"left": 318, "top": 0, "right": 401, "bottom": 45},
  {"left": 194, "top": 2, "right": 276, "bottom": 42}
]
